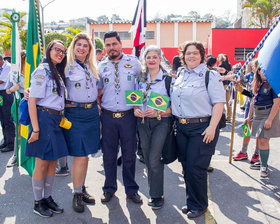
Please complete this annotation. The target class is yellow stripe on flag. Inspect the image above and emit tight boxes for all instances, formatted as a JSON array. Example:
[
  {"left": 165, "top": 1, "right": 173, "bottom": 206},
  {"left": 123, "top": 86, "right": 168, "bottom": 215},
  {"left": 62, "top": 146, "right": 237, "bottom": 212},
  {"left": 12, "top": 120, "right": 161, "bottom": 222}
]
[
  {"left": 33, "top": 43, "right": 39, "bottom": 68},
  {"left": 21, "top": 125, "right": 29, "bottom": 140}
]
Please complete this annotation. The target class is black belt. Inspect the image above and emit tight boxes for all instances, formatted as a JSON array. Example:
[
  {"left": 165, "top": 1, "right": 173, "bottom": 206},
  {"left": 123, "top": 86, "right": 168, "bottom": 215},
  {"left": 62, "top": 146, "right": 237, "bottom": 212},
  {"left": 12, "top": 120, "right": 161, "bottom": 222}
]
[
  {"left": 102, "top": 109, "right": 133, "bottom": 118},
  {"left": 176, "top": 116, "right": 210, "bottom": 124},
  {"left": 254, "top": 105, "right": 272, "bottom": 111},
  {"left": 65, "top": 100, "right": 97, "bottom": 109},
  {"left": 37, "top": 106, "right": 64, "bottom": 115}
]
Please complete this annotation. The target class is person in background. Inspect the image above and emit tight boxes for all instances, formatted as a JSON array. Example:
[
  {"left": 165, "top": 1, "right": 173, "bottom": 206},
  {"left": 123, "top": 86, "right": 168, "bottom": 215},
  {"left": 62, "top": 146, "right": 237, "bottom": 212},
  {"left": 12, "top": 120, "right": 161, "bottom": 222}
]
[
  {"left": 0, "top": 55, "right": 15, "bottom": 153},
  {"left": 6, "top": 50, "right": 26, "bottom": 167},
  {"left": 64, "top": 33, "right": 100, "bottom": 213},
  {"left": 98, "top": 31, "right": 142, "bottom": 204},
  {"left": 25, "top": 40, "right": 68, "bottom": 217},
  {"left": 171, "top": 55, "right": 182, "bottom": 78},
  {"left": 244, "top": 66, "right": 280, "bottom": 177},
  {"left": 172, "top": 41, "right": 225, "bottom": 218},
  {"left": 96, "top": 48, "right": 104, "bottom": 65},
  {"left": 218, "top": 53, "right": 232, "bottom": 123},
  {"left": 134, "top": 45, "right": 172, "bottom": 210}
]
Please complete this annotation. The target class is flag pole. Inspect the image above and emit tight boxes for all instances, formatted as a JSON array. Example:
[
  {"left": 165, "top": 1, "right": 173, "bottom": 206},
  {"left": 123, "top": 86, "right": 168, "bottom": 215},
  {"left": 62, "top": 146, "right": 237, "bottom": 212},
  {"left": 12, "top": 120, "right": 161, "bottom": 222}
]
[{"left": 229, "top": 90, "right": 238, "bottom": 163}]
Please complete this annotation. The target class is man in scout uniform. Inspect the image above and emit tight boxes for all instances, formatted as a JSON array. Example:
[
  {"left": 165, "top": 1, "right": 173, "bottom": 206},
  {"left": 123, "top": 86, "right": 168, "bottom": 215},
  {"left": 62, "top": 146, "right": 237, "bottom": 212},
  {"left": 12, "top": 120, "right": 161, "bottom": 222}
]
[
  {"left": 98, "top": 31, "right": 142, "bottom": 203},
  {"left": 0, "top": 55, "right": 15, "bottom": 152}
]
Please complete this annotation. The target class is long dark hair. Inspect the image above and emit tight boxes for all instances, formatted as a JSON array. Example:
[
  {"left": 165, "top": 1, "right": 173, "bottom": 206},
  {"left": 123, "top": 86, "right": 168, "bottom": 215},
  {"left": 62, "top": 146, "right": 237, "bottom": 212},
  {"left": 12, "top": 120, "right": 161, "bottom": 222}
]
[{"left": 45, "top": 39, "right": 67, "bottom": 96}]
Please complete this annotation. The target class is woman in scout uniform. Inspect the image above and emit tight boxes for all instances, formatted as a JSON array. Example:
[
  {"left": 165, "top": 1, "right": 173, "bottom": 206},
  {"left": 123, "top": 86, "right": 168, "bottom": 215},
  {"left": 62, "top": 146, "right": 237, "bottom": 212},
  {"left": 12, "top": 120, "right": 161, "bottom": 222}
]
[
  {"left": 26, "top": 40, "right": 68, "bottom": 217},
  {"left": 134, "top": 45, "right": 172, "bottom": 210},
  {"left": 64, "top": 33, "right": 100, "bottom": 213},
  {"left": 244, "top": 66, "right": 280, "bottom": 177},
  {"left": 171, "top": 41, "right": 225, "bottom": 218}
]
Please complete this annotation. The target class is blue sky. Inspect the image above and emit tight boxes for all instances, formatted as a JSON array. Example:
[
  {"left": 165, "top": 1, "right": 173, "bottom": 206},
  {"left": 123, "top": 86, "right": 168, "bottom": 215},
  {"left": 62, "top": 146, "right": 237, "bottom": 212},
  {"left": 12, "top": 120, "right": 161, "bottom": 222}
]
[{"left": 1, "top": 0, "right": 238, "bottom": 23}]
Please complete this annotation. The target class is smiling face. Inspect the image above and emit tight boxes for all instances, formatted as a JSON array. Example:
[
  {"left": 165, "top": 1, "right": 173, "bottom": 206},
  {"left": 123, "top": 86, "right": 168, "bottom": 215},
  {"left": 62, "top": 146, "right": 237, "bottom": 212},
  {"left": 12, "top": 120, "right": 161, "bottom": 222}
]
[
  {"left": 145, "top": 50, "right": 161, "bottom": 71},
  {"left": 50, "top": 43, "right": 66, "bottom": 65},
  {"left": 104, "top": 37, "right": 122, "bottom": 61},
  {"left": 184, "top": 45, "right": 202, "bottom": 70},
  {"left": 74, "top": 38, "right": 90, "bottom": 62}
]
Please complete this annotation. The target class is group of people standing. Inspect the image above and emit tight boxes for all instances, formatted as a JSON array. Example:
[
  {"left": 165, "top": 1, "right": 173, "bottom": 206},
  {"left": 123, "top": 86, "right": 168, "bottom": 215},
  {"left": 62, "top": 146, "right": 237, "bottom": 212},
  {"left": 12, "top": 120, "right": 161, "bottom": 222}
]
[{"left": 21, "top": 30, "right": 226, "bottom": 219}]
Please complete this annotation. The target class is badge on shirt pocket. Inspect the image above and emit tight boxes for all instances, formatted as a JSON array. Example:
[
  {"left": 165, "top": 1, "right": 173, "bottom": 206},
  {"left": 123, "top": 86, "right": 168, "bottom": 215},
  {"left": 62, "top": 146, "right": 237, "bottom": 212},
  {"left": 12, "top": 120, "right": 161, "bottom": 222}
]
[
  {"left": 75, "top": 82, "right": 81, "bottom": 89},
  {"left": 52, "top": 87, "right": 58, "bottom": 95},
  {"left": 104, "top": 78, "right": 109, "bottom": 84},
  {"left": 127, "top": 75, "right": 131, "bottom": 81},
  {"left": 263, "top": 88, "right": 268, "bottom": 94}
]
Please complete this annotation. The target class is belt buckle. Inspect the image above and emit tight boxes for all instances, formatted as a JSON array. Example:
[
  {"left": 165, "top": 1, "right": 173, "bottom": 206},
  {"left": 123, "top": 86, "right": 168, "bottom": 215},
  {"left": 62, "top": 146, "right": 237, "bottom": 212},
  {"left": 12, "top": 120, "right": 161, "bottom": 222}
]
[
  {"left": 85, "top": 103, "right": 92, "bottom": 109},
  {"left": 180, "top": 118, "right": 187, "bottom": 124},
  {"left": 113, "top": 112, "right": 123, "bottom": 118}
]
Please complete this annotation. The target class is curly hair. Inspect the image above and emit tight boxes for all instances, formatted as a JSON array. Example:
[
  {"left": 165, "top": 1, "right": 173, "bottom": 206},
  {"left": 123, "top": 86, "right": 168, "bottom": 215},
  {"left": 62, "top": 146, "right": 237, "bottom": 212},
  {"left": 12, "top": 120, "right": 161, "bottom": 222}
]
[{"left": 180, "top": 41, "right": 205, "bottom": 66}]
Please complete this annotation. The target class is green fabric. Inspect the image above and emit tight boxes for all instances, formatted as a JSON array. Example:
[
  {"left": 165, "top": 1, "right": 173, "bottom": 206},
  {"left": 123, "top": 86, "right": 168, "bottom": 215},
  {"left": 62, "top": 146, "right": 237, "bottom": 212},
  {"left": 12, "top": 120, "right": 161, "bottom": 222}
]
[
  {"left": 260, "top": 149, "right": 270, "bottom": 167},
  {"left": 125, "top": 90, "right": 143, "bottom": 106},
  {"left": 147, "top": 91, "right": 170, "bottom": 112}
]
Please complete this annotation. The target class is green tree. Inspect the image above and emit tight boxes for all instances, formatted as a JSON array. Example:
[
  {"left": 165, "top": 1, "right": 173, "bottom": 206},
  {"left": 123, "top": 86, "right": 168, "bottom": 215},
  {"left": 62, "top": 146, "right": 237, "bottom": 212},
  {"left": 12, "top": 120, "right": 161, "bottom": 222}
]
[
  {"left": 65, "top": 27, "right": 82, "bottom": 48},
  {"left": 97, "top": 15, "right": 110, "bottom": 23},
  {"left": 95, "top": 36, "right": 104, "bottom": 50},
  {"left": 0, "top": 11, "right": 27, "bottom": 52},
  {"left": 242, "top": 0, "right": 280, "bottom": 27},
  {"left": 44, "top": 32, "right": 67, "bottom": 47}
]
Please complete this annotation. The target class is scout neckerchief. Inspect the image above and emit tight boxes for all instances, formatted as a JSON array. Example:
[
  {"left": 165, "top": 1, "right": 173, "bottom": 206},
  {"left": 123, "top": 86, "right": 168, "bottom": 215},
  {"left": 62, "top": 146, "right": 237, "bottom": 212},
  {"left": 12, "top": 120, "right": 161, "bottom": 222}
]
[
  {"left": 110, "top": 55, "right": 123, "bottom": 94},
  {"left": 76, "top": 59, "right": 94, "bottom": 89}
]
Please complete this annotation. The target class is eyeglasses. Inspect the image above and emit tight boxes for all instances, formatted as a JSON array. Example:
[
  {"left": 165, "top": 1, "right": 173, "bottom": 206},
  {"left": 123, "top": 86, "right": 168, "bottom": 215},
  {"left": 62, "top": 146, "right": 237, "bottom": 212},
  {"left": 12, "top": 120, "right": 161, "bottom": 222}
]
[
  {"left": 185, "top": 51, "right": 200, "bottom": 56},
  {"left": 51, "top": 47, "right": 66, "bottom": 56}
]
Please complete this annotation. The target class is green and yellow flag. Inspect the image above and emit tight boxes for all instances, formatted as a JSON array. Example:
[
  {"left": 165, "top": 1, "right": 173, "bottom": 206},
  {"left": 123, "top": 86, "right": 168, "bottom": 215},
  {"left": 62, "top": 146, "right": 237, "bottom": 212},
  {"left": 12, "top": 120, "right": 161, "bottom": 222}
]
[
  {"left": 147, "top": 91, "right": 169, "bottom": 112},
  {"left": 125, "top": 90, "right": 143, "bottom": 106},
  {"left": 10, "top": 12, "right": 22, "bottom": 162},
  {"left": 242, "top": 123, "right": 251, "bottom": 138},
  {"left": 20, "top": 0, "right": 43, "bottom": 176}
]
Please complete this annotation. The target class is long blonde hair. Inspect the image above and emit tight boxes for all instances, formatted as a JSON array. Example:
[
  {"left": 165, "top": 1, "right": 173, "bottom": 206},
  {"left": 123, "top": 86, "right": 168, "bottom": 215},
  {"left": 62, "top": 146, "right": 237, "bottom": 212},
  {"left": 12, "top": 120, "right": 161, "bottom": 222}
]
[{"left": 67, "top": 33, "right": 99, "bottom": 80}]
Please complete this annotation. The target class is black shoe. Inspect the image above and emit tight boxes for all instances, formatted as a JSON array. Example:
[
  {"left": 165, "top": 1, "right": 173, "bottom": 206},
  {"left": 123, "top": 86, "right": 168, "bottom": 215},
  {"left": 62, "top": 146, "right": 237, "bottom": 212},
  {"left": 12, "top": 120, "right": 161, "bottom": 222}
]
[
  {"left": 127, "top": 193, "right": 142, "bottom": 204},
  {"left": 117, "top": 156, "right": 122, "bottom": 166},
  {"left": 82, "top": 186, "right": 95, "bottom": 204},
  {"left": 1, "top": 147, "right": 13, "bottom": 153},
  {"left": 181, "top": 205, "right": 190, "bottom": 214},
  {"left": 207, "top": 166, "right": 214, "bottom": 172},
  {"left": 7, "top": 155, "right": 17, "bottom": 167},
  {"left": 150, "top": 198, "right": 164, "bottom": 210},
  {"left": 43, "top": 196, "right": 63, "bottom": 214},
  {"left": 72, "top": 193, "right": 84, "bottom": 213},
  {"left": 0, "top": 143, "right": 7, "bottom": 149},
  {"left": 186, "top": 209, "right": 207, "bottom": 218},
  {"left": 33, "top": 199, "right": 53, "bottom": 218},
  {"left": 101, "top": 192, "right": 114, "bottom": 203}
]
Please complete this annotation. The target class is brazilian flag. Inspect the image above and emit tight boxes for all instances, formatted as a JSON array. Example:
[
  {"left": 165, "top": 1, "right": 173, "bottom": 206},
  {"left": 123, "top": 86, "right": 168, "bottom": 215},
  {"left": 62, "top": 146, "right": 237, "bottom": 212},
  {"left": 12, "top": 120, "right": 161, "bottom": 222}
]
[
  {"left": 20, "top": 0, "right": 43, "bottom": 176},
  {"left": 125, "top": 90, "right": 143, "bottom": 106},
  {"left": 242, "top": 123, "right": 251, "bottom": 138},
  {"left": 147, "top": 91, "right": 169, "bottom": 112}
]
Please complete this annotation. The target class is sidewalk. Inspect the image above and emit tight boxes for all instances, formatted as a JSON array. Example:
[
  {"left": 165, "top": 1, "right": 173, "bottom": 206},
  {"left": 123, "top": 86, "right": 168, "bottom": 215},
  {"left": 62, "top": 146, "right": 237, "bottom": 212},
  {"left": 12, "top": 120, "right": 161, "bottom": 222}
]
[{"left": 0, "top": 108, "right": 280, "bottom": 224}]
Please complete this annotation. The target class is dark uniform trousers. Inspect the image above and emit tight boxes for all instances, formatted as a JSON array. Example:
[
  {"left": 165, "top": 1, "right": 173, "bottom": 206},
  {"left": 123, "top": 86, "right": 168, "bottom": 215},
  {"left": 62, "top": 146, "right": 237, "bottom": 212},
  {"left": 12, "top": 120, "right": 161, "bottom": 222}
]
[
  {"left": 101, "top": 112, "right": 139, "bottom": 195},
  {"left": 0, "top": 90, "right": 15, "bottom": 147},
  {"left": 176, "top": 121, "right": 219, "bottom": 211}
]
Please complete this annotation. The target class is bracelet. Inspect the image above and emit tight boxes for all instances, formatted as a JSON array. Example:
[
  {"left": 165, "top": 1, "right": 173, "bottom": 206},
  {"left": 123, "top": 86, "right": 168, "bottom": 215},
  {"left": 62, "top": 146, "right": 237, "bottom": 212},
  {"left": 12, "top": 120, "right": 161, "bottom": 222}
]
[{"left": 32, "top": 130, "right": 39, "bottom": 133}]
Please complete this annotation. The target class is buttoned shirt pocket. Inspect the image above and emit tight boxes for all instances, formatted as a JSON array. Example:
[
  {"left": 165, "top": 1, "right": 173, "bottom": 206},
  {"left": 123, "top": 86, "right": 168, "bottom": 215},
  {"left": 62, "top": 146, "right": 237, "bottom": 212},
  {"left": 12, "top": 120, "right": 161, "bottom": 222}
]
[
  {"left": 68, "top": 74, "right": 84, "bottom": 89},
  {"left": 188, "top": 81, "right": 205, "bottom": 96},
  {"left": 46, "top": 79, "right": 58, "bottom": 95}
]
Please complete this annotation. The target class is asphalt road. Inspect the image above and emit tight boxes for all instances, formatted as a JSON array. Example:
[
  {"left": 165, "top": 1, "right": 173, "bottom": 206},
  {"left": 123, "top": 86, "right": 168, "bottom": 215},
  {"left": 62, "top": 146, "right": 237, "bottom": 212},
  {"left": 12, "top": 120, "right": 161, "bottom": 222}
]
[{"left": 1, "top": 108, "right": 280, "bottom": 224}]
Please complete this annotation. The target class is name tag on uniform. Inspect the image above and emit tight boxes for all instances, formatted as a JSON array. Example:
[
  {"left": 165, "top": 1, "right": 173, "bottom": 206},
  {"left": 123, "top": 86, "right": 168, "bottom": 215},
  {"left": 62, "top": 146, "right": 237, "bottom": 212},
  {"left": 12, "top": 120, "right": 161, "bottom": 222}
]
[{"left": 34, "top": 75, "right": 45, "bottom": 79}]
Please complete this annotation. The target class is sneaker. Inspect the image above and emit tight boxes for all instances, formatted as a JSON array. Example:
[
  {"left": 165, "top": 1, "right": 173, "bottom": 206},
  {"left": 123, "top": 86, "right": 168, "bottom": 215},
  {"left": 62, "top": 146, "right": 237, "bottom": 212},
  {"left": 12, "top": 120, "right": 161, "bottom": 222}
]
[
  {"left": 260, "top": 166, "right": 269, "bottom": 178},
  {"left": 55, "top": 166, "right": 69, "bottom": 177},
  {"left": 127, "top": 193, "right": 143, "bottom": 204},
  {"left": 151, "top": 198, "right": 164, "bottom": 210},
  {"left": 250, "top": 152, "right": 260, "bottom": 164},
  {"left": 43, "top": 196, "right": 63, "bottom": 214},
  {"left": 82, "top": 186, "right": 95, "bottom": 204},
  {"left": 33, "top": 199, "right": 53, "bottom": 218},
  {"left": 181, "top": 205, "right": 190, "bottom": 214},
  {"left": 7, "top": 155, "right": 17, "bottom": 168},
  {"left": 250, "top": 162, "right": 261, "bottom": 170},
  {"left": 72, "top": 193, "right": 84, "bottom": 213},
  {"left": 233, "top": 151, "right": 248, "bottom": 161},
  {"left": 101, "top": 192, "right": 115, "bottom": 203}
]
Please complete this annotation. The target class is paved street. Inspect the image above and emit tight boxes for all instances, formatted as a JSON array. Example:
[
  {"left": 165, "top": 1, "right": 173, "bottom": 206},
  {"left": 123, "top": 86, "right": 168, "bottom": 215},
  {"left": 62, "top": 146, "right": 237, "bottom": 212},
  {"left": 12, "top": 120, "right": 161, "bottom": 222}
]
[{"left": 1, "top": 108, "right": 280, "bottom": 224}]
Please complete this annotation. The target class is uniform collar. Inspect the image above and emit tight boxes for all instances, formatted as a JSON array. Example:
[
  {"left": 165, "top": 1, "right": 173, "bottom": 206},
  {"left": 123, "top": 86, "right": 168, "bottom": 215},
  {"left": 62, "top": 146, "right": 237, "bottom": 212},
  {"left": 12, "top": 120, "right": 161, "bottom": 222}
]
[
  {"left": 147, "top": 69, "right": 164, "bottom": 82},
  {"left": 109, "top": 54, "right": 124, "bottom": 63},
  {"left": 185, "top": 63, "right": 206, "bottom": 75}
]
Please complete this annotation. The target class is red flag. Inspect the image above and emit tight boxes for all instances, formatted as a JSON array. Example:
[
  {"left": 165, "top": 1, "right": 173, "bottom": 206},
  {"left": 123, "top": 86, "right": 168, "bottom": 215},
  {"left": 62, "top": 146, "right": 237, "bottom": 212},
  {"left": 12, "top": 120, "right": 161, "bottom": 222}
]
[{"left": 129, "top": 0, "right": 146, "bottom": 58}]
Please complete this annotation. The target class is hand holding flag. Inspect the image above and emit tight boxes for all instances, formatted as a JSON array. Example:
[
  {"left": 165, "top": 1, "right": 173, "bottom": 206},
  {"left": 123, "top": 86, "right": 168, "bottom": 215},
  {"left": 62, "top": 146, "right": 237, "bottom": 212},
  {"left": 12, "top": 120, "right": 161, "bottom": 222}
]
[
  {"left": 147, "top": 91, "right": 170, "bottom": 112},
  {"left": 125, "top": 90, "right": 143, "bottom": 106}
]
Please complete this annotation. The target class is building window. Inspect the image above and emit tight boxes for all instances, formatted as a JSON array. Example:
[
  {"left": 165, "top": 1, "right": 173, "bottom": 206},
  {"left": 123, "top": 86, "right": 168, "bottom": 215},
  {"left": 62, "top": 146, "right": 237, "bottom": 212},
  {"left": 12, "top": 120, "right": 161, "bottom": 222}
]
[
  {"left": 94, "top": 32, "right": 106, "bottom": 40},
  {"left": 118, "top": 32, "right": 131, "bottom": 40},
  {"left": 235, "top": 48, "right": 254, "bottom": 61},
  {"left": 146, "top": 31, "right": 155, "bottom": 39}
]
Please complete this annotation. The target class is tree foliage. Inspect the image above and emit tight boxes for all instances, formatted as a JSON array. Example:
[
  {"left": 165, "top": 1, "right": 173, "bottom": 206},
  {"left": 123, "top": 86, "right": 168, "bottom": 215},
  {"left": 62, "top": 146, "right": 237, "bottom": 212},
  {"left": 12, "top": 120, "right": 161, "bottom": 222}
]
[
  {"left": 242, "top": 0, "right": 280, "bottom": 27},
  {"left": 45, "top": 32, "right": 68, "bottom": 47},
  {"left": 95, "top": 36, "right": 104, "bottom": 50}
]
